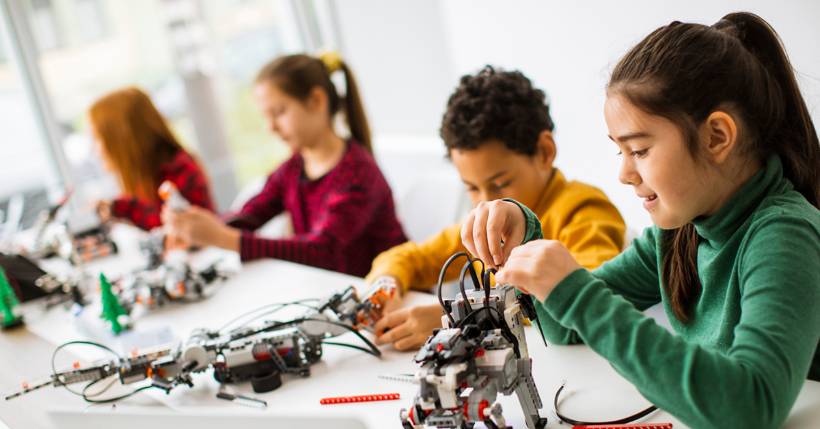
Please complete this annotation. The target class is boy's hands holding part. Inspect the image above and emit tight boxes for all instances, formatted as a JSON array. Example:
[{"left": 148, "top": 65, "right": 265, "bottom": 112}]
[
  {"left": 374, "top": 303, "right": 443, "bottom": 351},
  {"left": 461, "top": 199, "right": 581, "bottom": 303},
  {"left": 461, "top": 200, "right": 526, "bottom": 269}
]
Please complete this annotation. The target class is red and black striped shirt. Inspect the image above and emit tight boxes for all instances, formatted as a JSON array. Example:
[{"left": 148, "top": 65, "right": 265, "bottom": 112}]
[
  {"left": 111, "top": 150, "right": 214, "bottom": 230},
  {"left": 226, "top": 142, "right": 407, "bottom": 277}
]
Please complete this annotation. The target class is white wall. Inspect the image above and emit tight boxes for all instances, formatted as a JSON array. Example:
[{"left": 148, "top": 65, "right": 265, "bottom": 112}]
[
  {"left": 333, "top": 0, "right": 457, "bottom": 136},
  {"left": 335, "top": 0, "right": 820, "bottom": 231}
]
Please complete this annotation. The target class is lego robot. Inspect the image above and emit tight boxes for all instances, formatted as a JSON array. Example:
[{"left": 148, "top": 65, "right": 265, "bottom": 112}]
[{"left": 400, "top": 253, "right": 548, "bottom": 429}]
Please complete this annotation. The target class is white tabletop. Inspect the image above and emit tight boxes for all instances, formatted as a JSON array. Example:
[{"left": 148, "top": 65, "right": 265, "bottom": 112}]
[{"left": 1, "top": 226, "right": 818, "bottom": 429}]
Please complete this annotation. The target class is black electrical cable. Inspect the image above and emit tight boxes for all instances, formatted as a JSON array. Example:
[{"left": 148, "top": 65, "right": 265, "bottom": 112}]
[
  {"left": 82, "top": 375, "right": 118, "bottom": 398},
  {"left": 466, "top": 257, "right": 483, "bottom": 292},
  {"left": 322, "top": 341, "right": 379, "bottom": 356},
  {"left": 301, "top": 317, "right": 381, "bottom": 357},
  {"left": 234, "top": 301, "right": 323, "bottom": 330},
  {"left": 553, "top": 382, "right": 658, "bottom": 426},
  {"left": 51, "top": 340, "right": 119, "bottom": 398},
  {"left": 51, "top": 340, "right": 153, "bottom": 404},
  {"left": 455, "top": 304, "right": 501, "bottom": 329},
  {"left": 244, "top": 316, "right": 381, "bottom": 357},
  {"left": 436, "top": 252, "right": 471, "bottom": 325},
  {"left": 218, "top": 298, "right": 320, "bottom": 332},
  {"left": 483, "top": 268, "right": 494, "bottom": 311},
  {"left": 81, "top": 377, "right": 153, "bottom": 404},
  {"left": 457, "top": 261, "right": 472, "bottom": 311}
]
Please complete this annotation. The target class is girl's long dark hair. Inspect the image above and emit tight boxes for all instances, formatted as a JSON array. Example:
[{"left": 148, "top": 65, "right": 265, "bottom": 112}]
[{"left": 609, "top": 12, "right": 819, "bottom": 322}]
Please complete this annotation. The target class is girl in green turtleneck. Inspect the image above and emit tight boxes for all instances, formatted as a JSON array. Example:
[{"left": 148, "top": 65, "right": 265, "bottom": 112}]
[{"left": 460, "top": 12, "right": 819, "bottom": 429}]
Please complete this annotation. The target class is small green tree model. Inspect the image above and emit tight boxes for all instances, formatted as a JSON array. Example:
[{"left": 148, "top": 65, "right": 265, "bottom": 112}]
[
  {"left": 0, "top": 266, "right": 24, "bottom": 329},
  {"left": 99, "top": 273, "right": 127, "bottom": 334}
]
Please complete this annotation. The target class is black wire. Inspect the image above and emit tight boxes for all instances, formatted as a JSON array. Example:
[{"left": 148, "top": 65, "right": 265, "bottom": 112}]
[
  {"left": 83, "top": 375, "right": 118, "bottom": 398},
  {"left": 483, "top": 268, "right": 494, "bottom": 311},
  {"left": 51, "top": 340, "right": 154, "bottom": 404},
  {"left": 436, "top": 252, "right": 471, "bottom": 325},
  {"left": 322, "top": 341, "right": 380, "bottom": 356},
  {"left": 455, "top": 305, "right": 501, "bottom": 329},
  {"left": 51, "top": 340, "right": 119, "bottom": 398},
  {"left": 553, "top": 382, "right": 658, "bottom": 425},
  {"left": 218, "top": 298, "right": 320, "bottom": 332},
  {"left": 457, "top": 261, "right": 472, "bottom": 311},
  {"left": 301, "top": 317, "right": 381, "bottom": 357},
  {"left": 81, "top": 377, "right": 153, "bottom": 404},
  {"left": 233, "top": 301, "right": 322, "bottom": 330},
  {"left": 468, "top": 258, "right": 484, "bottom": 291},
  {"left": 243, "top": 316, "right": 381, "bottom": 357}
]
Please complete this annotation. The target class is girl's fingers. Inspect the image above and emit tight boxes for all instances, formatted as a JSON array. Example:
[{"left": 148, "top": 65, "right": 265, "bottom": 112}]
[{"left": 495, "top": 255, "right": 530, "bottom": 288}]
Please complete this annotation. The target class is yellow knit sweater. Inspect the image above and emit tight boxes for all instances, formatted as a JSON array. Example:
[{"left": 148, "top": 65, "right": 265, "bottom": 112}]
[{"left": 366, "top": 169, "right": 626, "bottom": 293}]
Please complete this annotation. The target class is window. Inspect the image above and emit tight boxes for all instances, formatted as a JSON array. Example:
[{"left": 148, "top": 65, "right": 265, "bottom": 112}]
[
  {"left": 28, "top": 0, "right": 62, "bottom": 51},
  {"left": 200, "top": 0, "right": 303, "bottom": 186},
  {"left": 74, "top": 0, "right": 108, "bottom": 42},
  {"left": 2, "top": 0, "right": 312, "bottom": 213},
  {"left": 0, "top": 15, "right": 60, "bottom": 227}
]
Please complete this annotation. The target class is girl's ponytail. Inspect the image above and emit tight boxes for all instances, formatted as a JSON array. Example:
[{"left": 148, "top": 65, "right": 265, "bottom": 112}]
[
  {"left": 338, "top": 61, "right": 372, "bottom": 153},
  {"left": 318, "top": 51, "right": 372, "bottom": 153},
  {"left": 716, "top": 12, "right": 819, "bottom": 206}
]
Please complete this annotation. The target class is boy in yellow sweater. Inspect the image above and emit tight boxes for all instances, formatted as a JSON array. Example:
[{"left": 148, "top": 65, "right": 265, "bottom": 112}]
[{"left": 370, "top": 66, "right": 626, "bottom": 350}]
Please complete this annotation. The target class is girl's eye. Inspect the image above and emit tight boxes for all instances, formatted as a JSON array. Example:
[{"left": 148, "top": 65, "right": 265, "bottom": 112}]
[
  {"left": 616, "top": 150, "right": 623, "bottom": 156},
  {"left": 631, "top": 148, "right": 649, "bottom": 158}
]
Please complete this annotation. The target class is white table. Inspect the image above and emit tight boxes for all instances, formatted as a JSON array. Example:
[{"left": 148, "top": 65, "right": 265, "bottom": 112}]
[{"left": 1, "top": 230, "right": 818, "bottom": 428}]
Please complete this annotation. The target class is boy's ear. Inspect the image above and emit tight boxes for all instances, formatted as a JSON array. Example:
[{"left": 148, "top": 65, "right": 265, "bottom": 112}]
[
  {"left": 536, "top": 130, "right": 557, "bottom": 169},
  {"left": 700, "top": 111, "right": 738, "bottom": 164}
]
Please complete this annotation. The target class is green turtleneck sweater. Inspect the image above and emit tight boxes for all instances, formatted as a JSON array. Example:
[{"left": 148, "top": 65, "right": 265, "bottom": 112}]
[{"left": 513, "top": 156, "right": 819, "bottom": 429}]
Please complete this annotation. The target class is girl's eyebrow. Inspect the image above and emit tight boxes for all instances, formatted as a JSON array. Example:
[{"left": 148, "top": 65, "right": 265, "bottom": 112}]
[{"left": 608, "top": 131, "right": 651, "bottom": 143}]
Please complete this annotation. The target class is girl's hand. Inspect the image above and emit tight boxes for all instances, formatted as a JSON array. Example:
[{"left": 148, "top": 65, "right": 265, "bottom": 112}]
[
  {"left": 461, "top": 200, "right": 526, "bottom": 269},
  {"left": 495, "top": 239, "right": 582, "bottom": 302},
  {"left": 95, "top": 200, "right": 113, "bottom": 223},
  {"left": 162, "top": 206, "right": 239, "bottom": 251},
  {"left": 373, "top": 303, "right": 443, "bottom": 351}
]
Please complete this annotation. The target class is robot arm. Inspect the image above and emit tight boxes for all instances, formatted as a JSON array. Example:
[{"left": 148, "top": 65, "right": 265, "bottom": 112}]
[{"left": 5, "top": 282, "right": 394, "bottom": 404}]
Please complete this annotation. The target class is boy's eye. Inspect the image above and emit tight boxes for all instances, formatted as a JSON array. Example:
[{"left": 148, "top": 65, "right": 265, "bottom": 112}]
[{"left": 492, "top": 180, "right": 512, "bottom": 190}]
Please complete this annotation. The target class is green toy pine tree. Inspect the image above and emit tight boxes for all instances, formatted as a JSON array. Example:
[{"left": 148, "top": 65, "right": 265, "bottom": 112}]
[
  {"left": 0, "top": 266, "right": 24, "bottom": 329},
  {"left": 99, "top": 273, "right": 127, "bottom": 335}
]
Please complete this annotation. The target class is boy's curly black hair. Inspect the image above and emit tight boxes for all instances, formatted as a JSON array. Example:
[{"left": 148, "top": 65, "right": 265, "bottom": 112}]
[{"left": 440, "top": 66, "right": 554, "bottom": 156}]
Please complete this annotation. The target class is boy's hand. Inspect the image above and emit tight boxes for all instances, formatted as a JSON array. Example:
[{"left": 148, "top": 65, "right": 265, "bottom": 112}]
[
  {"left": 461, "top": 200, "right": 526, "bottom": 269},
  {"left": 495, "top": 239, "right": 581, "bottom": 302},
  {"left": 369, "top": 276, "right": 403, "bottom": 315},
  {"left": 373, "top": 303, "right": 443, "bottom": 351}
]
